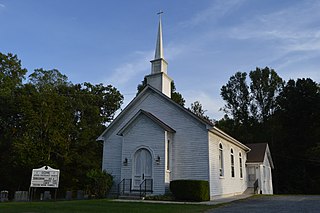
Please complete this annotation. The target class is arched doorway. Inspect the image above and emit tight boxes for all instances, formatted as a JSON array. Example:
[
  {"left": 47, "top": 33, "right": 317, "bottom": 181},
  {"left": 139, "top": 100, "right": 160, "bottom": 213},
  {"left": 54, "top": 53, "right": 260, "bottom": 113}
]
[{"left": 133, "top": 148, "right": 152, "bottom": 189}]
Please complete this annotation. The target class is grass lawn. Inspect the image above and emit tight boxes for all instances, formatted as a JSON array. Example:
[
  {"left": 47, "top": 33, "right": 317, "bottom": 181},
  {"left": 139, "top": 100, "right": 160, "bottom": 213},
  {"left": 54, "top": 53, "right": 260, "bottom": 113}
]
[{"left": 0, "top": 199, "right": 214, "bottom": 213}]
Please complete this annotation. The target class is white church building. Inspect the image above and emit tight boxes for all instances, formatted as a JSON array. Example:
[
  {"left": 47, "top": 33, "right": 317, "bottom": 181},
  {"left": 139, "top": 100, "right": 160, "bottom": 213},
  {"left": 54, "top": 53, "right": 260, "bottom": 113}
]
[{"left": 97, "top": 17, "right": 273, "bottom": 199}]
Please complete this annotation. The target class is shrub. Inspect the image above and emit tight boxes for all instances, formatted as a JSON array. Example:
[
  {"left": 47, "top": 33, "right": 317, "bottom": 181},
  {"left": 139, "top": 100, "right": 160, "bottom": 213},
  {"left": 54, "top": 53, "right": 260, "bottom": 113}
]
[
  {"left": 170, "top": 180, "right": 209, "bottom": 201},
  {"left": 85, "top": 169, "right": 113, "bottom": 198}
]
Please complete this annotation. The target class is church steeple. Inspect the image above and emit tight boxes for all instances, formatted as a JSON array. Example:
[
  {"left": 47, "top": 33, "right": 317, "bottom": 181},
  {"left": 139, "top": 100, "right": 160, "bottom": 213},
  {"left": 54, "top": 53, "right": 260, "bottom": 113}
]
[
  {"left": 154, "top": 14, "right": 164, "bottom": 60},
  {"left": 151, "top": 12, "right": 168, "bottom": 74},
  {"left": 146, "top": 12, "right": 172, "bottom": 98}
]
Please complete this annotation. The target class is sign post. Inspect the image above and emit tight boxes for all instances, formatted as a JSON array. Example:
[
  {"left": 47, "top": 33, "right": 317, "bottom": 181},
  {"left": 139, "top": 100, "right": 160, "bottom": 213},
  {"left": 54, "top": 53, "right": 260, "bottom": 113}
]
[{"left": 29, "top": 166, "right": 60, "bottom": 201}]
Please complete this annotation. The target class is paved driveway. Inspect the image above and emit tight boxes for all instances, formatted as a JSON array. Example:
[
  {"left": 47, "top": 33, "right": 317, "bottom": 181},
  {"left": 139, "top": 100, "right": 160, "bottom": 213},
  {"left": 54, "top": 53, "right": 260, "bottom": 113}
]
[{"left": 207, "top": 195, "right": 320, "bottom": 213}]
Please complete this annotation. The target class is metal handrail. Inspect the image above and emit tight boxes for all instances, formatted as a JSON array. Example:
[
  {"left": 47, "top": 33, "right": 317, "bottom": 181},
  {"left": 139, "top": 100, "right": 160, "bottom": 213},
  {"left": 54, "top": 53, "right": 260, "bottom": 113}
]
[
  {"left": 254, "top": 179, "right": 259, "bottom": 194},
  {"left": 118, "top": 179, "right": 132, "bottom": 196},
  {"left": 139, "top": 179, "right": 153, "bottom": 198}
]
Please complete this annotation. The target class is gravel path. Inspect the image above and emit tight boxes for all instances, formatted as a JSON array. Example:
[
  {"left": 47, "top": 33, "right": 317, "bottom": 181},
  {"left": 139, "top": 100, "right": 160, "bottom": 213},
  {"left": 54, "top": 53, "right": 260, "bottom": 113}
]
[{"left": 206, "top": 195, "right": 320, "bottom": 213}]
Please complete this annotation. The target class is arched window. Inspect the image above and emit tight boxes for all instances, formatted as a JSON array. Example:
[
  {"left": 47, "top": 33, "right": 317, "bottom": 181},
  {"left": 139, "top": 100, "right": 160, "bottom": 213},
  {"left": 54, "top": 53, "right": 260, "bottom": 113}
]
[
  {"left": 231, "top": 148, "right": 235, "bottom": 177},
  {"left": 219, "top": 143, "right": 224, "bottom": 177},
  {"left": 239, "top": 152, "right": 243, "bottom": 178}
]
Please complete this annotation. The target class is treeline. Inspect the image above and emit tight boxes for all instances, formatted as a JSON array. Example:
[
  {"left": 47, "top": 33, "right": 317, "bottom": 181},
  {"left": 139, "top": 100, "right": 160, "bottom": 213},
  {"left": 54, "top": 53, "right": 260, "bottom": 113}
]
[
  {"left": 217, "top": 67, "right": 320, "bottom": 194},
  {"left": 0, "top": 53, "right": 123, "bottom": 196}
]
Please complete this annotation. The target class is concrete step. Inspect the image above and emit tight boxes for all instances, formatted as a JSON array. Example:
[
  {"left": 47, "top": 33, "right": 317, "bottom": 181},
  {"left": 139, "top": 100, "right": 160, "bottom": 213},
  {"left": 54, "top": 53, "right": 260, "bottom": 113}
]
[
  {"left": 243, "top": 187, "right": 254, "bottom": 195},
  {"left": 118, "top": 193, "right": 142, "bottom": 200}
]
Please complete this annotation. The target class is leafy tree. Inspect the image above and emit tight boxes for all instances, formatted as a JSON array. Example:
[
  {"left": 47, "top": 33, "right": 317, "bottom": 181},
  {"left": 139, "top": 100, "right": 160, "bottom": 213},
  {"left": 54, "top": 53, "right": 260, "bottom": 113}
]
[
  {"left": 171, "top": 81, "right": 185, "bottom": 106},
  {"left": 0, "top": 53, "right": 28, "bottom": 194},
  {"left": 273, "top": 78, "right": 320, "bottom": 193},
  {"left": 220, "top": 72, "right": 250, "bottom": 125},
  {"left": 249, "top": 67, "right": 283, "bottom": 122},
  {"left": 0, "top": 52, "right": 27, "bottom": 94},
  {"left": 0, "top": 57, "right": 124, "bottom": 196},
  {"left": 190, "top": 101, "right": 211, "bottom": 122}
]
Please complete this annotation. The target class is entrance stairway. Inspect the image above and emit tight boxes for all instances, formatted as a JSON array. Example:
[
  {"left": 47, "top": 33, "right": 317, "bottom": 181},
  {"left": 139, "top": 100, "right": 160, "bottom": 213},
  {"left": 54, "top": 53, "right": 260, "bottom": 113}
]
[
  {"left": 243, "top": 187, "right": 254, "bottom": 195},
  {"left": 118, "top": 178, "right": 153, "bottom": 200},
  {"left": 118, "top": 192, "right": 143, "bottom": 200}
]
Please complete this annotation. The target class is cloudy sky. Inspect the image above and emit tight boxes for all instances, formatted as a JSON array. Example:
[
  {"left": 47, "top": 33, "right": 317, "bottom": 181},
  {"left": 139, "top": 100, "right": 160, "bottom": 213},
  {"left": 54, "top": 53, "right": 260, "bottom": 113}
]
[{"left": 1, "top": 0, "right": 319, "bottom": 119}]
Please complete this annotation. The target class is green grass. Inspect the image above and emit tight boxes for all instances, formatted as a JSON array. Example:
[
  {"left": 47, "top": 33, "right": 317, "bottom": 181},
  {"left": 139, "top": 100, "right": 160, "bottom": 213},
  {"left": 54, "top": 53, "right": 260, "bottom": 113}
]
[{"left": 0, "top": 199, "right": 214, "bottom": 213}]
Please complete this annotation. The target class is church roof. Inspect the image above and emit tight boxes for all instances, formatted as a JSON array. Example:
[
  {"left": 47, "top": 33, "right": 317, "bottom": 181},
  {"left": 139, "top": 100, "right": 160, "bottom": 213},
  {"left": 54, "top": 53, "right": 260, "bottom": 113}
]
[
  {"left": 97, "top": 85, "right": 213, "bottom": 141},
  {"left": 117, "top": 109, "right": 175, "bottom": 136},
  {"left": 246, "top": 143, "right": 274, "bottom": 168},
  {"left": 97, "top": 85, "right": 250, "bottom": 152}
]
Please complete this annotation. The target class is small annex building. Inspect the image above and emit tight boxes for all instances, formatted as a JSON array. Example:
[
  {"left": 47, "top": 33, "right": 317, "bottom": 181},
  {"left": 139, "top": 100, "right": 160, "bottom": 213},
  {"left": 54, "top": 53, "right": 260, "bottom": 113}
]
[
  {"left": 97, "top": 17, "right": 274, "bottom": 199},
  {"left": 246, "top": 143, "right": 274, "bottom": 194}
]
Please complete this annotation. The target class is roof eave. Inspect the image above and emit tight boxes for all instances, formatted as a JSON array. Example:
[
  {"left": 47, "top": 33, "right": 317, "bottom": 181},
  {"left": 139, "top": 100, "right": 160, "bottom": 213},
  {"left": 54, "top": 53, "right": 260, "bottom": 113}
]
[{"left": 210, "top": 126, "right": 251, "bottom": 152}]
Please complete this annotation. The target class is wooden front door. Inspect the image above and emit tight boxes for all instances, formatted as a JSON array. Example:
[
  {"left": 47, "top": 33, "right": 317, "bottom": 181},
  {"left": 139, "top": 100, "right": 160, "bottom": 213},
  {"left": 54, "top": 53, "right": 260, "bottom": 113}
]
[{"left": 133, "top": 148, "right": 152, "bottom": 189}]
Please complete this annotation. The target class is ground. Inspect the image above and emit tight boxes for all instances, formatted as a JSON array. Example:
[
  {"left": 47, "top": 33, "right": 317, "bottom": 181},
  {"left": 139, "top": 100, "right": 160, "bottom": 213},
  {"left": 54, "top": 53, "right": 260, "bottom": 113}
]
[
  {"left": 207, "top": 195, "right": 320, "bottom": 213},
  {"left": 1, "top": 195, "right": 320, "bottom": 213}
]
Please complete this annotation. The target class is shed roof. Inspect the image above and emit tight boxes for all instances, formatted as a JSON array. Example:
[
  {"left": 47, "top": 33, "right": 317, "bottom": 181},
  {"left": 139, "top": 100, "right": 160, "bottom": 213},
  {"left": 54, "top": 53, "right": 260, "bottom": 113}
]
[{"left": 246, "top": 143, "right": 267, "bottom": 163}]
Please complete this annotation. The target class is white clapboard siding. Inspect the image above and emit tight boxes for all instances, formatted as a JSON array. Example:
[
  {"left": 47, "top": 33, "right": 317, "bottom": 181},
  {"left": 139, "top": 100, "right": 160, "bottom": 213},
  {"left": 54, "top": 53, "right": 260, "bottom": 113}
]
[
  {"left": 102, "top": 87, "right": 250, "bottom": 198},
  {"left": 120, "top": 114, "right": 166, "bottom": 195},
  {"left": 102, "top": 89, "right": 210, "bottom": 194},
  {"left": 208, "top": 132, "right": 247, "bottom": 198},
  {"left": 261, "top": 149, "right": 273, "bottom": 194}
]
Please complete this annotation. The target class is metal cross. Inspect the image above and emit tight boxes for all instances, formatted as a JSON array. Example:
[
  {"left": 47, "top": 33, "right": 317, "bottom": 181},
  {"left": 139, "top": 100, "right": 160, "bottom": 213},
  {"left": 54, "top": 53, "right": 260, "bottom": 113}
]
[{"left": 157, "top": 11, "right": 164, "bottom": 18}]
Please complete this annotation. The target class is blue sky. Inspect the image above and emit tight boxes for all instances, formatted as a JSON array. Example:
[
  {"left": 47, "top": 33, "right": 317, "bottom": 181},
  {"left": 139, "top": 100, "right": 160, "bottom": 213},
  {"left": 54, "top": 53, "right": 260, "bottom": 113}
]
[{"left": 1, "top": 0, "right": 319, "bottom": 119}]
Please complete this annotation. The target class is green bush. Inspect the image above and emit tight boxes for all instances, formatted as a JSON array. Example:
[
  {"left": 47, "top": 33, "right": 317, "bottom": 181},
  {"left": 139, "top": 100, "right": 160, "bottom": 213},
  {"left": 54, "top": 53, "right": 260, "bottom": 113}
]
[
  {"left": 85, "top": 169, "right": 113, "bottom": 198},
  {"left": 170, "top": 180, "right": 210, "bottom": 201}
]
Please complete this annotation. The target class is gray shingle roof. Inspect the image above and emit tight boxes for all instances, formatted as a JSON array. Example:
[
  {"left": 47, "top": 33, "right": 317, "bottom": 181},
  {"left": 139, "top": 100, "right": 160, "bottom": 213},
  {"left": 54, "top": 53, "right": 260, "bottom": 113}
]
[{"left": 246, "top": 143, "right": 267, "bottom": 163}]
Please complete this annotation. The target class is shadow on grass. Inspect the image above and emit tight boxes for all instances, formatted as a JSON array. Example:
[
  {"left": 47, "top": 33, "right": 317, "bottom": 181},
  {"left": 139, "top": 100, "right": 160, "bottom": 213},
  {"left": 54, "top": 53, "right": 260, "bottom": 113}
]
[{"left": 0, "top": 199, "right": 215, "bottom": 213}]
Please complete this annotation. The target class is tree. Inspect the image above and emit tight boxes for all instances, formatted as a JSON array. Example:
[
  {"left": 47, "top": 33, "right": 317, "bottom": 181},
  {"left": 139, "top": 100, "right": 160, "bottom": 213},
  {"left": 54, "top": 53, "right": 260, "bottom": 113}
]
[
  {"left": 190, "top": 101, "right": 211, "bottom": 122},
  {"left": 273, "top": 78, "right": 320, "bottom": 193},
  {"left": 220, "top": 72, "right": 250, "bottom": 125},
  {"left": 249, "top": 67, "right": 283, "bottom": 122},
  {"left": 0, "top": 52, "right": 27, "bottom": 94},
  {"left": 171, "top": 81, "right": 185, "bottom": 106},
  {"left": 0, "top": 61, "right": 124, "bottom": 194},
  {"left": 0, "top": 53, "right": 28, "bottom": 194}
]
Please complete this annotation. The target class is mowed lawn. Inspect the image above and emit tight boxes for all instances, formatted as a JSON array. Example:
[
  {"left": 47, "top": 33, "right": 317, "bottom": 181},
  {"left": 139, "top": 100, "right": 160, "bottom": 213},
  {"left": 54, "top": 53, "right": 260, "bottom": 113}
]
[{"left": 0, "top": 199, "right": 214, "bottom": 213}]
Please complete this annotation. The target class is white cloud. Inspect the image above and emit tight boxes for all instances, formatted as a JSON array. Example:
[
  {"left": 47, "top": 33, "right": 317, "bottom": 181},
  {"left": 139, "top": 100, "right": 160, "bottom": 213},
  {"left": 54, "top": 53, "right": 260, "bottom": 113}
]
[
  {"left": 181, "top": 0, "right": 245, "bottom": 28},
  {"left": 228, "top": 1, "right": 320, "bottom": 50},
  {"left": 0, "top": 3, "right": 5, "bottom": 8},
  {"left": 105, "top": 50, "right": 153, "bottom": 86}
]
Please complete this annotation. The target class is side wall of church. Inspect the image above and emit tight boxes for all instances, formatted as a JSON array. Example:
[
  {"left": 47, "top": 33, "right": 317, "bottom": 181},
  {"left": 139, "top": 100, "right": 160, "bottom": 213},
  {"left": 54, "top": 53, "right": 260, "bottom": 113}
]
[{"left": 208, "top": 132, "right": 248, "bottom": 198}]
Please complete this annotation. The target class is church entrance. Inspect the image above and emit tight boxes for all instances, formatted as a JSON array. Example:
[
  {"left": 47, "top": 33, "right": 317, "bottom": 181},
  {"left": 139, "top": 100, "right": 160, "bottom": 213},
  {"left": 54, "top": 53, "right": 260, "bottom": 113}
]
[
  {"left": 248, "top": 166, "right": 257, "bottom": 187},
  {"left": 133, "top": 148, "right": 152, "bottom": 189}
]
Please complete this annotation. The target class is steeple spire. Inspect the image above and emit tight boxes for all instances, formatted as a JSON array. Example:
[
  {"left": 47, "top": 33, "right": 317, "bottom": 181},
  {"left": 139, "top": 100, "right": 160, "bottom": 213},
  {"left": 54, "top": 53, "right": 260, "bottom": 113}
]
[
  {"left": 150, "top": 11, "right": 168, "bottom": 74},
  {"left": 154, "top": 11, "right": 164, "bottom": 59},
  {"left": 146, "top": 12, "right": 172, "bottom": 98}
]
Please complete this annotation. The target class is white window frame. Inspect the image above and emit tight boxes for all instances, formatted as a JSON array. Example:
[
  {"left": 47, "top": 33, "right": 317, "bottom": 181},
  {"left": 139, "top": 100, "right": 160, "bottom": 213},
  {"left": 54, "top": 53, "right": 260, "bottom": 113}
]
[
  {"left": 166, "top": 139, "right": 170, "bottom": 171},
  {"left": 231, "top": 148, "right": 235, "bottom": 178},
  {"left": 239, "top": 152, "right": 243, "bottom": 179},
  {"left": 219, "top": 143, "right": 224, "bottom": 177}
]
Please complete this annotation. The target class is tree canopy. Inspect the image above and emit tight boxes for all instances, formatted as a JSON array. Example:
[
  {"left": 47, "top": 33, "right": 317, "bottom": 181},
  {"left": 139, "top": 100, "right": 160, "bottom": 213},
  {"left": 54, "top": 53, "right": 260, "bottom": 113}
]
[
  {"left": 0, "top": 52, "right": 123, "bottom": 197},
  {"left": 218, "top": 67, "right": 320, "bottom": 194}
]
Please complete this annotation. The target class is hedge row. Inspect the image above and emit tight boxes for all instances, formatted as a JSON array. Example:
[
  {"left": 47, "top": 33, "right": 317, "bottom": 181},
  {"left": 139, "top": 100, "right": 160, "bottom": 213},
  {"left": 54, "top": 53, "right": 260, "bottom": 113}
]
[{"left": 169, "top": 180, "right": 209, "bottom": 201}]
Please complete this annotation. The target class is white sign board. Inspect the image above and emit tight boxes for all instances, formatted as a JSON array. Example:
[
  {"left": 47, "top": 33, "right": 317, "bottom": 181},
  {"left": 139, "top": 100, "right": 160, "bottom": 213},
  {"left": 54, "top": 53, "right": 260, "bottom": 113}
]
[{"left": 30, "top": 166, "right": 60, "bottom": 188}]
